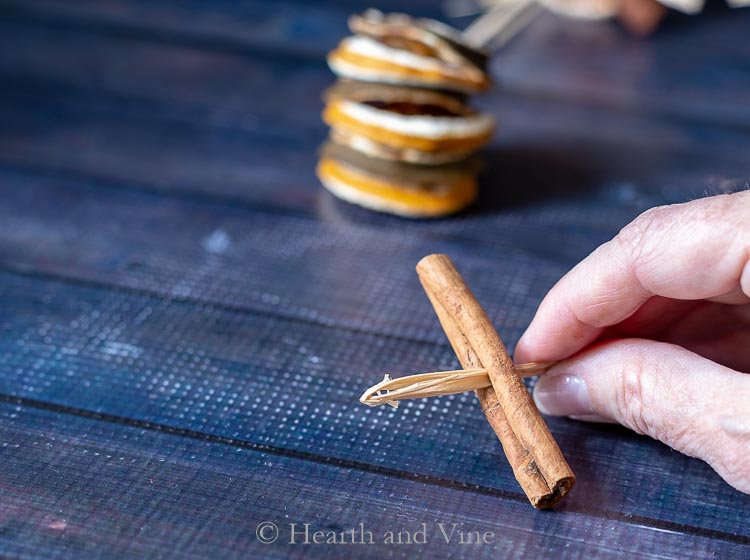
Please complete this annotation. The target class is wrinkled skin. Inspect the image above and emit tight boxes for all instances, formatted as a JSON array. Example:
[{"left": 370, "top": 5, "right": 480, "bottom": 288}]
[{"left": 515, "top": 190, "right": 750, "bottom": 494}]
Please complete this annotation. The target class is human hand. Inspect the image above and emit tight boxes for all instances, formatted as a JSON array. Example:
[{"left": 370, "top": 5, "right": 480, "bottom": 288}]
[{"left": 514, "top": 190, "right": 750, "bottom": 493}]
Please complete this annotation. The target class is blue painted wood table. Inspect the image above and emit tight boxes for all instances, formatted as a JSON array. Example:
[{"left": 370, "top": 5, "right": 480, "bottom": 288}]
[{"left": 0, "top": 1, "right": 748, "bottom": 558}]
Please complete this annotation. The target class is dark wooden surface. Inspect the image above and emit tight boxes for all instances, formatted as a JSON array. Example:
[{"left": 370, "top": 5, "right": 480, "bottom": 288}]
[{"left": 0, "top": 1, "right": 749, "bottom": 558}]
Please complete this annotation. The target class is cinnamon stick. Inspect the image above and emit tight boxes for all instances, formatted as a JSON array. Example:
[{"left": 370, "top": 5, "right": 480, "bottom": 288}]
[{"left": 416, "top": 254, "right": 575, "bottom": 508}]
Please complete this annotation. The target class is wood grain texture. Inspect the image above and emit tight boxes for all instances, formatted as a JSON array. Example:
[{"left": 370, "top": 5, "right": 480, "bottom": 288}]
[
  {"left": 1, "top": 271, "right": 749, "bottom": 543},
  {"left": 0, "top": 169, "right": 634, "bottom": 344},
  {"left": 3, "top": 401, "right": 747, "bottom": 559}
]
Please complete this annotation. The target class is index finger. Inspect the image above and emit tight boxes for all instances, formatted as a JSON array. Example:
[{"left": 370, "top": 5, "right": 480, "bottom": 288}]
[{"left": 514, "top": 191, "right": 750, "bottom": 363}]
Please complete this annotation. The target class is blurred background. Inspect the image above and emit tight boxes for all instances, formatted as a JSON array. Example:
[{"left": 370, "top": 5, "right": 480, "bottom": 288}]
[{"left": 1, "top": 0, "right": 747, "bottom": 222}]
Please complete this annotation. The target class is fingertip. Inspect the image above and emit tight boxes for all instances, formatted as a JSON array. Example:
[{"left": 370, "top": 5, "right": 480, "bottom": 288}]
[
  {"left": 514, "top": 322, "right": 602, "bottom": 364},
  {"left": 513, "top": 315, "right": 567, "bottom": 364},
  {"left": 515, "top": 291, "right": 605, "bottom": 365},
  {"left": 512, "top": 330, "right": 534, "bottom": 364}
]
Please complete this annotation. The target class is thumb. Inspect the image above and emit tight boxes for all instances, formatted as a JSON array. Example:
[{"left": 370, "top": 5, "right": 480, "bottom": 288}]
[{"left": 532, "top": 339, "right": 750, "bottom": 494}]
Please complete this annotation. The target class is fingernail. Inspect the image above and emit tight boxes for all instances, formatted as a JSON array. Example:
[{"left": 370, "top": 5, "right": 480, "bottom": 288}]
[{"left": 533, "top": 374, "right": 593, "bottom": 417}]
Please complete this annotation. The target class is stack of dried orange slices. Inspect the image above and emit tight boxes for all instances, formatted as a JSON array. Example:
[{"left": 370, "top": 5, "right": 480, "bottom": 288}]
[{"left": 316, "top": 10, "right": 495, "bottom": 218}]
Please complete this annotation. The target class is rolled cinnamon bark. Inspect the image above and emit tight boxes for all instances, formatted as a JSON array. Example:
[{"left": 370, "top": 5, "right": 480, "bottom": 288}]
[{"left": 416, "top": 254, "right": 575, "bottom": 508}]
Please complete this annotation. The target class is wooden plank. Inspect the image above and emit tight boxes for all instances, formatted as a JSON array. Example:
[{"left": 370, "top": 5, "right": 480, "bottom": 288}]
[
  {"left": 0, "top": 0, "right": 441, "bottom": 61},
  {"left": 1, "top": 401, "right": 745, "bottom": 559},
  {"left": 0, "top": 77, "right": 747, "bottom": 265},
  {"left": 1, "top": 70, "right": 748, "bottom": 220},
  {"left": 0, "top": 19, "right": 333, "bottom": 130},
  {"left": 2, "top": 1, "right": 749, "bottom": 124},
  {"left": 491, "top": 11, "right": 750, "bottom": 127},
  {"left": 1, "top": 272, "right": 750, "bottom": 543},
  {"left": 0, "top": 19, "right": 747, "bottom": 218},
  {"left": 0, "top": 87, "right": 324, "bottom": 208},
  {"left": 0, "top": 169, "right": 570, "bottom": 340},
  {"left": 0, "top": 162, "right": 744, "bottom": 348},
  {"left": 0, "top": 168, "right": 655, "bottom": 343}
]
